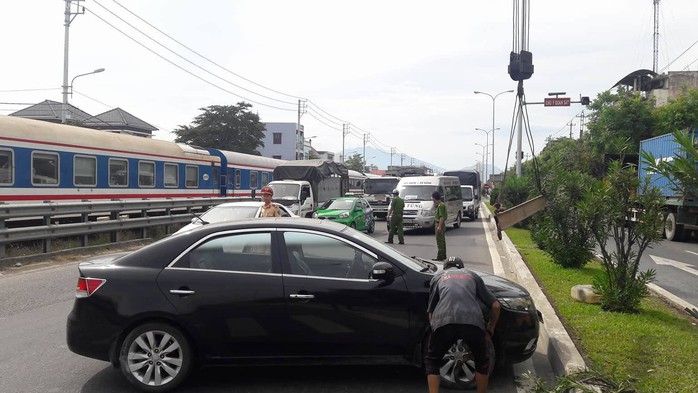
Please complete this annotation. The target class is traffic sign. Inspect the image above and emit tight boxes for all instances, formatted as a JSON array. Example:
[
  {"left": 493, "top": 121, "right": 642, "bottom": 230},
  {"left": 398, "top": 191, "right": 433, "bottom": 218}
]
[{"left": 544, "top": 97, "right": 571, "bottom": 107}]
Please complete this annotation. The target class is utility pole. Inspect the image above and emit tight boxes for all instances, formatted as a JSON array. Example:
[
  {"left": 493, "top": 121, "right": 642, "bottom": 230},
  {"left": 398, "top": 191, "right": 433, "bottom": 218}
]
[
  {"left": 567, "top": 120, "right": 576, "bottom": 139},
  {"left": 576, "top": 112, "right": 585, "bottom": 139},
  {"left": 341, "top": 124, "right": 349, "bottom": 162},
  {"left": 297, "top": 99, "right": 306, "bottom": 125},
  {"left": 400, "top": 153, "right": 405, "bottom": 166},
  {"left": 61, "top": 0, "right": 84, "bottom": 124},
  {"left": 390, "top": 147, "right": 396, "bottom": 167}
]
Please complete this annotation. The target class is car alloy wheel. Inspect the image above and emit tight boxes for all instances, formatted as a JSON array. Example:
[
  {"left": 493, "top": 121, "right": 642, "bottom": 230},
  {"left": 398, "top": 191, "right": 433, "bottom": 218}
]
[
  {"left": 119, "top": 322, "right": 192, "bottom": 392},
  {"left": 439, "top": 338, "right": 495, "bottom": 390}
]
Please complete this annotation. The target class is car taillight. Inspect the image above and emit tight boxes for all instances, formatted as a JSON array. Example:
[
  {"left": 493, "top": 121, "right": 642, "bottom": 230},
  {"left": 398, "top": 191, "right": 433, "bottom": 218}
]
[{"left": 75, "top": 277, "right": 106, "bottom": 298}]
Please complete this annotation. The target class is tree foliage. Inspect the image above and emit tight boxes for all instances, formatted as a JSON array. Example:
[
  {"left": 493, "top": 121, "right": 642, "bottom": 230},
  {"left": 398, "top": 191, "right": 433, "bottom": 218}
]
[
  {"left": 344, "top": 153, "right": 365, "bottom": 172},
  {"left": 579, "top": 161, "right": 664, "bottom": 313},
  {"left": 530, "top": 168, "right": 596, "bottom": 268},
  {"left": 653, "top": 89, "right": 698, "bottom": 135},
  {"left": 586, "top": 88, "right": 654, "bottom": 156},
  {"left": 173, "top": 102, "right": 266, "bottom": 154}
]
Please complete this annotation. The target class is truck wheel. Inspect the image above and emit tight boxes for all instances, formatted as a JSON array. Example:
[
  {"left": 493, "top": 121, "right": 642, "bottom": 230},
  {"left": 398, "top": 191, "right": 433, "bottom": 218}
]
[{"left": 665, "top": 212, "right": 685, "bottom": 242}]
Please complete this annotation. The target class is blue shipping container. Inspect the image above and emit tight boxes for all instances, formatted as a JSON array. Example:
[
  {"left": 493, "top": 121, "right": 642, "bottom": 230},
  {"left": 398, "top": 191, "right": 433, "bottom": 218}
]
[{"left": 638, "top": 131, "right": 696, "bottom": 198}]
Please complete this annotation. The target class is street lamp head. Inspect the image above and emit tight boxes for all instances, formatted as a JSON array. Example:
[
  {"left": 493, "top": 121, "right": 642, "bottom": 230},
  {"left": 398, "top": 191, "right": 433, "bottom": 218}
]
[{"left": 93, "top": 68, "right": 105, "bottom": 73}]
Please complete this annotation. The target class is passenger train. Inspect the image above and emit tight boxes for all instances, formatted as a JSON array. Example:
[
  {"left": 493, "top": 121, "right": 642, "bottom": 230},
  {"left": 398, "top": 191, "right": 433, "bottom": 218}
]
[{"left": 0, "top": 116, "right": 288, "bottom": 203}]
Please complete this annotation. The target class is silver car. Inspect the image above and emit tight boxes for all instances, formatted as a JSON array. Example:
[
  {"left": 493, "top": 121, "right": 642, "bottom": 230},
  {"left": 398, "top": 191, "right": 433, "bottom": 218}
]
[{"left": 175, "top": 201, "right": 297, "bottom": 234}]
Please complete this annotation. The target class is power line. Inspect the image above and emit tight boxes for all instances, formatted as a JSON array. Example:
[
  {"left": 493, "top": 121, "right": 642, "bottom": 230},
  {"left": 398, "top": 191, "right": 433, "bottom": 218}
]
[
  {"left": 0, "top": 87, "right": 61, "bottom": 93},
  {"left": 85, "top": 5, "right": 296, "bottom": 112},
  {"left": 110, "top": 0, "right": 304, "bottom": 101},
  {"left": 92, "top": 0, "right": 296, "bottom": 106}
]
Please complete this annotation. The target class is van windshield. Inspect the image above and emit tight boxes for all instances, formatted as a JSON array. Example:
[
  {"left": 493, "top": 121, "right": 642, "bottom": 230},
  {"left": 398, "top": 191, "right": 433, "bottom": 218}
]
[{"left": 401, "top": 186, "right": 437, "bottom": 201}]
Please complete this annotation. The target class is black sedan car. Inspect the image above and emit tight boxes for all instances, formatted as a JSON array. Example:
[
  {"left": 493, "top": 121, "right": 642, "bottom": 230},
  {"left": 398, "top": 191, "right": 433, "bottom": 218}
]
[{"left": 67, "top": 218, "right": 540, "bottom": 392}]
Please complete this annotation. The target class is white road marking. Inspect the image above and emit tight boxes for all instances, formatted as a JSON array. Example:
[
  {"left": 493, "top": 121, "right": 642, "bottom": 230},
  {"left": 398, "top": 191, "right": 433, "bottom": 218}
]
[
  {"left": 481, "top": 204, "right": 505, "bottom": 276},
  {"left": 649, "top": 254, "right": 698, "bottom": 277}
]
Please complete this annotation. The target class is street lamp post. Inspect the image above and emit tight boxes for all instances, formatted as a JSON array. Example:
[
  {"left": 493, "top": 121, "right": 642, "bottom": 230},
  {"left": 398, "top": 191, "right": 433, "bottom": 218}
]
[
  {"left": 62, "top": 67, "right": 105, "bottom": 123},
  {"left": 475, "top": 143, "right": 486, "bottom": 182},
  {"left": 475, "top": 127, "right": 498, "bottom": 183},
  {"left": 474, "top": 89, "right": 513, "bottom": 184}
]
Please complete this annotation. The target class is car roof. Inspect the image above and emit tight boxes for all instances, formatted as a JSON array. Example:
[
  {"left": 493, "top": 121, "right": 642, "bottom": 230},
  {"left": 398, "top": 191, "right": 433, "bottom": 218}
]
[
  {"left": 212, "top": 201, "right": 265, "bottom": 208},
  {"left": 189, "top": 217, "right": 350, "bottom": 234}
]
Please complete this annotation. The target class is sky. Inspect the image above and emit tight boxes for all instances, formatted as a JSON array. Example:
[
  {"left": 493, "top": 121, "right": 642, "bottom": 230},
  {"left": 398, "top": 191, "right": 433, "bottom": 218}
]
[{"left": 2, "top": 0, "right": 698, "bottom": 174}]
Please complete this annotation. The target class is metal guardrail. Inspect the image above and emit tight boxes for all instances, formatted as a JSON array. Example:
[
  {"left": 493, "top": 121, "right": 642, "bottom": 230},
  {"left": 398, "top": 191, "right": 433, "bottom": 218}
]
[{"left": 0, "top": 197, "right": 251, "bottom": 259}]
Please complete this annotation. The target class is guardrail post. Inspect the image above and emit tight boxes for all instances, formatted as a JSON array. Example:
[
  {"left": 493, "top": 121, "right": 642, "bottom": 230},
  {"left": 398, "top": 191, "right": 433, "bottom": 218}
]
[
  {"left": 141, "top": 208, "right": 148, "bottom": 239},
  {"left": 110, "top": 211, "right": 120, "bottom": 243},
  {"left": 81, "top": 213, "right": 89, "bottom": 247},
  {"left": 43, "top": 214, "right": 52, "bottom": 253},
  {"left": 0, "top": 218, "right": 5, "bottom": 258},
  {"left": 165, "top": 207, "right": 172, "bottom": 234}
]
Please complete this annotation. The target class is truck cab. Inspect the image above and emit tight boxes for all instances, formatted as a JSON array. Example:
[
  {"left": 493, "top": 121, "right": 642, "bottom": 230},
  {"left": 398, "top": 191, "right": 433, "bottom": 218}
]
[{"left": 461, "top": 185, "right": 479, "bottom": 220}]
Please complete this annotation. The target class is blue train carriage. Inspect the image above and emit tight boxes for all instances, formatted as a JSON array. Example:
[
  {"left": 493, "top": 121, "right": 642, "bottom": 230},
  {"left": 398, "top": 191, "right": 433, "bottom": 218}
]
[
  {"left": 0, "top": 116, "right": 221, "bottom": 203},
  {"left": 205, "top": 148, "right": 286, "bottom": 197}
]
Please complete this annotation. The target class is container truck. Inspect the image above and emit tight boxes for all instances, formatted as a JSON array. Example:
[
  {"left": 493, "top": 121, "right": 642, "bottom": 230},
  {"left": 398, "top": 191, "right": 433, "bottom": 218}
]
[{"left": 639, "top": 131, "right": 698, "bottom": 241}]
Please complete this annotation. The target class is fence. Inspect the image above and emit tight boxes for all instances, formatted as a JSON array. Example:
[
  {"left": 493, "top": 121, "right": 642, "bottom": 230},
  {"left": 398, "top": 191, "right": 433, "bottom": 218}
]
[{"left": 0, "top": 197, "right": 250, "bottom": 260}]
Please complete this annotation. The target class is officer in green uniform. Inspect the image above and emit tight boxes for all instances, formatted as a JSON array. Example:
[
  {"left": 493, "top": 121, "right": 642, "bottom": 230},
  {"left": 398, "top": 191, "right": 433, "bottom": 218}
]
[
  {"left": 386, "top": 189, "right": 404, "bottom": 244},
  {"left": 432, "top": 191, "right": 447, "bottom": 261}
]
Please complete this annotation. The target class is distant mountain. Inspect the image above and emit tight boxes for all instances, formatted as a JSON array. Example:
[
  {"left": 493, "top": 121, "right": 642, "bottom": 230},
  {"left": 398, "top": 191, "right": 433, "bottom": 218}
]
[{"left": 343, "top": 146, "right": 447, "bottom": 173}]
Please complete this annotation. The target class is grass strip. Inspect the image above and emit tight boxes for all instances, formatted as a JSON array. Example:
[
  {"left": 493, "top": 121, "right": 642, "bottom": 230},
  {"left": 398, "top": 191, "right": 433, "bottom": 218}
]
[{"left": 506, "top": 227, "right": 698, "bottom": 393}]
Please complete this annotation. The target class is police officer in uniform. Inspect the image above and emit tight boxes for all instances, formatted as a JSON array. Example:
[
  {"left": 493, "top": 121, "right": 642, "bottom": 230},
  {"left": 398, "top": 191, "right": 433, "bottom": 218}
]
[
  {"left": 259, "top": 186, "right": 281, "bottom": 217},
  {"left": 432, "top": 191, "right": 447, "bottom": 260},
  {"left": 386, "top": 189, "right": 404, "bottom": 244}
]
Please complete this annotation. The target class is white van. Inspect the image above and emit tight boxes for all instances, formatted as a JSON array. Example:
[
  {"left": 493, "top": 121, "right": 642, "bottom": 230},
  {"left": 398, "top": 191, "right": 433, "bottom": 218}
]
[{"left": 396, "top": 176, "right": 463, "bottom": 230}]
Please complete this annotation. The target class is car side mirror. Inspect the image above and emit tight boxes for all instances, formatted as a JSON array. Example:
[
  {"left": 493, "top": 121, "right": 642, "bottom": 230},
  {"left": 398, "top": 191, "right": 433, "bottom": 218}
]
[{"left": 370, "top": 262, "right": 394, "bottom": 280}]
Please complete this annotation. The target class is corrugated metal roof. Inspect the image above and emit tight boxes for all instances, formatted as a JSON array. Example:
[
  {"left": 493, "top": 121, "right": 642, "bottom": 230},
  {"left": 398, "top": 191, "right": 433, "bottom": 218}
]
[
  {"left": 9, "top": 100, "right": 93, "bottom": 123},
  {"left": 83, "top": 108, "right": 157, "bottom": 132}
]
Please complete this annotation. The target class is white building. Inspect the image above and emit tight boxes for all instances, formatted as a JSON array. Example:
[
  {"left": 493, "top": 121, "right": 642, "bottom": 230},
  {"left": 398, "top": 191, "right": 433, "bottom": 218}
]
[{"left": 259, "top": 122, "right": 306, "bottom": 160}]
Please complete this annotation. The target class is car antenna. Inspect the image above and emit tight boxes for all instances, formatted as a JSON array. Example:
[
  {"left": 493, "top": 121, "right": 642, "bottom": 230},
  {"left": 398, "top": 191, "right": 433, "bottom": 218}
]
[{"left": 191, "top": 211, "right": 209, "bottom": 225}]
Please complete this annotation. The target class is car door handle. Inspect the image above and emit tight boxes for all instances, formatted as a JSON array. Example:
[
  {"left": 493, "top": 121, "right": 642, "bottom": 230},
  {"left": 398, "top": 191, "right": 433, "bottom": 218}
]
[
  {"left": 170, "top": 289, "right": 195, "bottom": 296},
  {"left": 289, "top": 294, "right": 315, "bottom": 299}
]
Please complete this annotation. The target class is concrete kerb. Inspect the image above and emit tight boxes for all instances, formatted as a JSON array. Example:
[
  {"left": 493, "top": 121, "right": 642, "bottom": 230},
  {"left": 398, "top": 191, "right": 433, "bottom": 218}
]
[{"left": 481, "top": 204, "right": 586, "bottom": 377}]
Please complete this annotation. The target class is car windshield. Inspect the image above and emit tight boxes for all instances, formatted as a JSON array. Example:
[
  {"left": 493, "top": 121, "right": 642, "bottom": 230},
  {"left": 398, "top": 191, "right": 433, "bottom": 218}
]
[
  {"left": 461, "top": 186, "right": 473, "bottom": 200},
  {"left": 200, "top": 205, "right": 260, "bottom": 223},
  {"left": 322, "top": 199, "right": 355, "bottom": 210},
  {"left": 400, "top": 186, "right": 437, "bottom": 201},
  {"left": 365, "top": 179, "right": 399, "bottom": 194},
  {"left": 269, "top": 184, "right": 300, "bottom": 199}
]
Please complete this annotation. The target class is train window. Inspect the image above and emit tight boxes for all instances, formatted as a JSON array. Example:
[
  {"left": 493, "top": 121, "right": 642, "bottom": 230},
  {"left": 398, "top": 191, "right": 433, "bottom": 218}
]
[
  {"left": 0, "top": 150, "right": 13, "bottom": 185},
  {"left": 164, "top": 163, "right": 178, "bottom": 187},
  {"left": 261, "top": 172, "right": 269, "bottom": 186},
  {"left": 138, "top": 161, "right": 155, "bottom": 187},
  {"left": 32, "top": 152, "right": 59, "bottom": 185},
  {"left": 109, "top": 158, "right": 128, "bottom": 187},
  {"left": 185, "top": 165, "right": 199, "bottom": 188},
  {"left": 74, "top": 156, "right": 96, "bottom": 186},
  {"left": 235, "top": 170, "right": 241, "bottom": 189},
  {"left": 250, "top": 171, "right": 258, "bottom": 189}
]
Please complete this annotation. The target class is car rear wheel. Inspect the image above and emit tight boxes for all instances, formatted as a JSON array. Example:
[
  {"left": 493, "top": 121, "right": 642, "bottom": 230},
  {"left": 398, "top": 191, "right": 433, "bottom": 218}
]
[
  {"left": 453, "top": 212, "right": 461, "bottom": 228},
  {"left": 439, "top": 337, "right": 495, "bottom": 390},
  {"left": 367, "top": 218, "right": 375, "bottom": 233},
  {"left": 119, "top": 322, "right": 192, "bottom": 393}
]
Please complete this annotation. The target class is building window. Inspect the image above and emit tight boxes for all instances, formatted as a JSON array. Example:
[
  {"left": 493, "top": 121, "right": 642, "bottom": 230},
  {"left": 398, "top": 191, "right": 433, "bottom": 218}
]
[
  {"left": 273, "top": 133, "right": 282, "bottom": 144},
  {"left": 109, "top": 158, "right": 128, "bottom": 187},
  {"left": 74, "top": 156, "right": 97, "bottom": 186},
  {"left": 164, "top": 163, "right": 178, "bottom": 187}
]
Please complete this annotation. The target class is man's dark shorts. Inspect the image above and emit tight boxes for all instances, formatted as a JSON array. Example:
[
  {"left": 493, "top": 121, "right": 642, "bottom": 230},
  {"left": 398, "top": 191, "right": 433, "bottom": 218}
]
[{"left": 424, "top": 324, "right": 489, "bottom": 375}]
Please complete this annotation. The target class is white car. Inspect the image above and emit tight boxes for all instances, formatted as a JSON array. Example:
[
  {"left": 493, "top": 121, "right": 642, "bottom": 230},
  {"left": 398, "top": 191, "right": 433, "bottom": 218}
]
[{"left": 175, "top": 201, "right": 297, "bottom": 234}]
